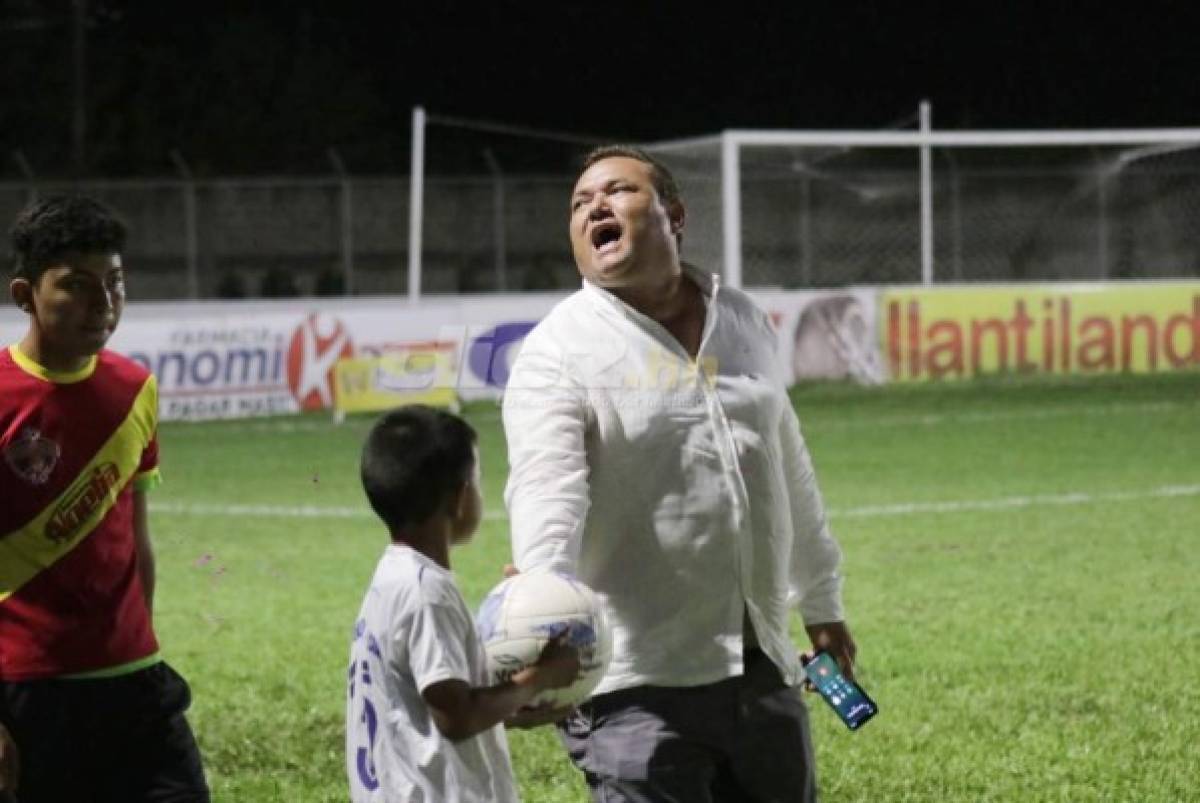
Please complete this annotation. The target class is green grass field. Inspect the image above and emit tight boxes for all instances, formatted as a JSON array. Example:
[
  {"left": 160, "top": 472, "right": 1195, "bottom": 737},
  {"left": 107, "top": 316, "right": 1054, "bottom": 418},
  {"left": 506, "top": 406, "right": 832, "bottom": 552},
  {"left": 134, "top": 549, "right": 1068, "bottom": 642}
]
[{"left": 148, "top": 372, "right": 1200, "bottom": 802}]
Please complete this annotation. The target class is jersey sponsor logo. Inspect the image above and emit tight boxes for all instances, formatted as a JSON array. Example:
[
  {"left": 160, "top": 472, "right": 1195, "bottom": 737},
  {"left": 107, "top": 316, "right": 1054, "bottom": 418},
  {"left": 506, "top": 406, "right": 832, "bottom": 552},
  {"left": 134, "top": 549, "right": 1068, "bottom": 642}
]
[
  {"left": 3, "top": 427, "right": 61, "bottom": 486},
  {"left": 45, "top": 462, "right": 121, "bottom": 544}
]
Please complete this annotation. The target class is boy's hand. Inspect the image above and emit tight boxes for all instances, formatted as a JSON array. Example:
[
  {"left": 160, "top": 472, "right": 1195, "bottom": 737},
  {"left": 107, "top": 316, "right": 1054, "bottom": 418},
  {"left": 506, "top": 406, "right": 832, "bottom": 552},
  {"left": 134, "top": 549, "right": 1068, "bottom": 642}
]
[
  {"left": 534, "top": 633, "right": 581, "bottom": 690},
  {"left": 0, "top": 722, "right": 19, "bottom": 793},
  {"left": 505, "top": 702, "right": 575, "bottom": 730},
  {"left": 505, "top": 633, "right": 581, "bottom": 729}
]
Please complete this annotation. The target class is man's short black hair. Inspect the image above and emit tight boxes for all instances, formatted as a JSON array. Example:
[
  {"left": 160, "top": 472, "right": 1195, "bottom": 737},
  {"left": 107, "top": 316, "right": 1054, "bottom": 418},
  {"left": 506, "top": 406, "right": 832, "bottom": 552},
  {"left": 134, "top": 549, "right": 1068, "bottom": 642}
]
[
  {"left": 360, "top": 405, "right": 478, "bottom": 534},
  {"left": 10, "top": 195, "right": 127, "bottom": 282},
  {"left": 579, "top": 145, "right": 681, "bottom": 209}
]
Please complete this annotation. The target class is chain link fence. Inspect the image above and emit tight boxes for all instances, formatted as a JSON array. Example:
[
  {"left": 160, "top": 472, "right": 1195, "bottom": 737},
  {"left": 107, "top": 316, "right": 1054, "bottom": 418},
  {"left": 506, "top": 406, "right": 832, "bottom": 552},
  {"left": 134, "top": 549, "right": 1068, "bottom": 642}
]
[{"left": 4, "top": 140, "right": 1198, "bottom": 300}]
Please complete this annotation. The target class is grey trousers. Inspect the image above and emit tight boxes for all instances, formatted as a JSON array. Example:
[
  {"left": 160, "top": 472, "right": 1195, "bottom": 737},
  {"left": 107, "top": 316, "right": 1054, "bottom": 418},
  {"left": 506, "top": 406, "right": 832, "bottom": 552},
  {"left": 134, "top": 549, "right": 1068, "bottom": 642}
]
[{"left": 558, "top": 649, "right": 818, "bottom": 803}]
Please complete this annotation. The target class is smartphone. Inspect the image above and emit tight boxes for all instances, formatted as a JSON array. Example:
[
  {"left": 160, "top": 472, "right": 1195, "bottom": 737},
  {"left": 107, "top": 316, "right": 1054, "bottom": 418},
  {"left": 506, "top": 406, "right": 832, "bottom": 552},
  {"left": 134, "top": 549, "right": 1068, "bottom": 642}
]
[{"left": 802, "top": 651, "right": 878, "bottom": 731}]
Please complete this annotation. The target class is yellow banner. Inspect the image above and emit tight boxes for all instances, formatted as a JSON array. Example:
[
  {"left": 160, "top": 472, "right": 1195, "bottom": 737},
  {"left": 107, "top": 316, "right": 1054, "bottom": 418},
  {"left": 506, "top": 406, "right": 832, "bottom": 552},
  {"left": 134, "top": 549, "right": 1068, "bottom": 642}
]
[
  {"left": 882, "top": 283, "right": 1200, "bottom": 381},
  {"left": 332, "top": 346, "right": 459, "bottom": 415}
]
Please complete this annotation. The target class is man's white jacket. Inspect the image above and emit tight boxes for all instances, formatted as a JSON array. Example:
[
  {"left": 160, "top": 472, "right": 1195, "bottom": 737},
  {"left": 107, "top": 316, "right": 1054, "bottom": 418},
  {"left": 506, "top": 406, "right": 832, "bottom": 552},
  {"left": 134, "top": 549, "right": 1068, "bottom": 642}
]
[{"left": 503, "top": 265, "right": 845, "bottom": 695}]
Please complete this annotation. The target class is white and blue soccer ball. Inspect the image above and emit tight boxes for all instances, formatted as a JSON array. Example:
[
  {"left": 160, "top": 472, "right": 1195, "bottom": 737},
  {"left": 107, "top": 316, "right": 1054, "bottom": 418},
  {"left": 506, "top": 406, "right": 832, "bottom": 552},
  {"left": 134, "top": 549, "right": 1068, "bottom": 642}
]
[{"left": 476, "top": 570, "right": 612, "bottom": 708}]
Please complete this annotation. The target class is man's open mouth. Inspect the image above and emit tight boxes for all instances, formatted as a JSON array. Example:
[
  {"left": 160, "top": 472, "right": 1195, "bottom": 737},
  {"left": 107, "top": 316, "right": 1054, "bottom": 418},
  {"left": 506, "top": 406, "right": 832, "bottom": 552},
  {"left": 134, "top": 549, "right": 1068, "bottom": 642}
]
[{"left": 591, "top": 222, "right": 622, "bottom": 251}]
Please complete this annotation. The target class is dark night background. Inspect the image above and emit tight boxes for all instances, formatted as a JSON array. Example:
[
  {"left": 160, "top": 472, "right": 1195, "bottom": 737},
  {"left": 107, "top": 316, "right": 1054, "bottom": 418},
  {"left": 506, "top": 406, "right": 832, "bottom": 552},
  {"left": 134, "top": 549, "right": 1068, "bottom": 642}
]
[{"left": 2, "top": 0, "right": 1198, "bottom": 178}]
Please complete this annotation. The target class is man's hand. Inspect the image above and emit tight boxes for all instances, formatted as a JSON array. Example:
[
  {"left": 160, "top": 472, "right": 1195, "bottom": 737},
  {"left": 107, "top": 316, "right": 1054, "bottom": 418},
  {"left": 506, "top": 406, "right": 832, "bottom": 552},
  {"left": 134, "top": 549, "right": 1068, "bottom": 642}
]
[
  {"left": 802, "top": 620, "right": 858, "bottom": 681},
  {"left": 0, "top": 722, "right": 19, "bottom": 794}
]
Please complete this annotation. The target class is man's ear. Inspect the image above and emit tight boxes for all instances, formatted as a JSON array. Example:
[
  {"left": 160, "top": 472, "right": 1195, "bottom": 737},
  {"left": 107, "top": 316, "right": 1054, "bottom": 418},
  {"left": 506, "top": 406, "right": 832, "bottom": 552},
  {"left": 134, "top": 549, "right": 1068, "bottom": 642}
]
[
  {"left": 10, "top": 277, "right": 32, "bottom": 313},
  {"left": 668, "top": 199, "right": 686, "bottom": 237}
]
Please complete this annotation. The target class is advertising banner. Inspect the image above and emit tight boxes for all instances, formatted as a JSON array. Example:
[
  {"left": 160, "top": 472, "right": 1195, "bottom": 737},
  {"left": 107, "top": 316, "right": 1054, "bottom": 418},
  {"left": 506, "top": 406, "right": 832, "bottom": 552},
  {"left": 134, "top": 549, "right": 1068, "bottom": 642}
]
[
  {"left": 0, "top": 286, "right": 878, "bottom": 421},
  {"left": 0, "top": 295, "right": 567, "bottom": 421},
  {"left": 9, "top": 280, "right": 1187, "bottom": 420},
  {"left": 754, "top": 288, "right": 884, "bottom": 385},
  {"left": 882, "top": 282, "right": 1200, "bottom": 381},
  {"left": 332, "top": 347, "right": 460, "bottom": 419}
]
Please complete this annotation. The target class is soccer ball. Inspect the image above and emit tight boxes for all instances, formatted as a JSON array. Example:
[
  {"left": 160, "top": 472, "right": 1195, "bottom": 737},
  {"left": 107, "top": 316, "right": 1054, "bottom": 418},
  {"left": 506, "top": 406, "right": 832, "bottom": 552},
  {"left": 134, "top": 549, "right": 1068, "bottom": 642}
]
[{"left": 476, "top": 570, "right": 612, "bottom": 708}]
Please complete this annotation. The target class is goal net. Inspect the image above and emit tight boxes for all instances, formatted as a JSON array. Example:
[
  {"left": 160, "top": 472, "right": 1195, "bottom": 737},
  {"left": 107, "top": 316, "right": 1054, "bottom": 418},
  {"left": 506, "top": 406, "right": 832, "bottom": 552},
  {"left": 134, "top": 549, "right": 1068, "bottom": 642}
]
[{"left": 645, "top": 132, "right": 1200, "bottom": 288}]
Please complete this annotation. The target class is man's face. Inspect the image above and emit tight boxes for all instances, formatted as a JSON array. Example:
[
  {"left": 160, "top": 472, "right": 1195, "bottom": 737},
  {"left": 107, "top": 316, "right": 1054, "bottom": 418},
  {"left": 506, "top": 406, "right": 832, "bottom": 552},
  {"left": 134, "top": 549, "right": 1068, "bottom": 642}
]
[
  {"left": 569, "top": 157, "right": 683, "bottom": 289},
  {"left": 14, "top": 252, "right": 125, "bottom": 365}
]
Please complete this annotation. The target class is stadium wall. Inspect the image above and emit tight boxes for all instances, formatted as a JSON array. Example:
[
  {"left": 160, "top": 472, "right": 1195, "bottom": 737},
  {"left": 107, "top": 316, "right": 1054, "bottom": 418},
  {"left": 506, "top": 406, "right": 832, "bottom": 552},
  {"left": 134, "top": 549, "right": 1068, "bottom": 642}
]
[{"left": 0, "top": 281, "right": 1195, "bottom": 422}]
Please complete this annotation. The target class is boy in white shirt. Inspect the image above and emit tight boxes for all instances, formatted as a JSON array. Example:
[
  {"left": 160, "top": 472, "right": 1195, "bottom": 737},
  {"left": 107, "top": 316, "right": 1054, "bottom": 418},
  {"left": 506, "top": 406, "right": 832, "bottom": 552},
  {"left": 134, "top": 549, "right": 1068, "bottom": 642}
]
[{"left": 346, "top": 405, "right": 579, "bottom": 802}]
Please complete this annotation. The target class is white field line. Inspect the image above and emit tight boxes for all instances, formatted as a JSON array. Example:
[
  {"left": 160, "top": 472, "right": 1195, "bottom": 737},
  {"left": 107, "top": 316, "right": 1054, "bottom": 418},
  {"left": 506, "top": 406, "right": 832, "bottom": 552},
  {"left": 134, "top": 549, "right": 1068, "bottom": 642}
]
[
  {"left": 808, "top": 399, "right": 1191, "bottom": 430},
  {"left": 150, "top": 501, "right": 371, "bottom": 519},
  {"left": 150, "top": 484, "right": 1200, "bottom": 523},
  {"left": 828, "top": 484, "right": 1200, "bottom": 519}
]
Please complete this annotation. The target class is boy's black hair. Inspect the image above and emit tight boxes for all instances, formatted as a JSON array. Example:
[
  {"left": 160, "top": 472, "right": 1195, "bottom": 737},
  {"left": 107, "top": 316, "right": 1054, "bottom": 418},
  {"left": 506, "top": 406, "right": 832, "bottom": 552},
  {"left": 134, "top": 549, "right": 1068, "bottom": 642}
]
[
  {"left": 360, "top": 405, "right": 478, "bottom": 534},
  {"left": 10, "top": 195, "right": 128, "bottom": 282}
]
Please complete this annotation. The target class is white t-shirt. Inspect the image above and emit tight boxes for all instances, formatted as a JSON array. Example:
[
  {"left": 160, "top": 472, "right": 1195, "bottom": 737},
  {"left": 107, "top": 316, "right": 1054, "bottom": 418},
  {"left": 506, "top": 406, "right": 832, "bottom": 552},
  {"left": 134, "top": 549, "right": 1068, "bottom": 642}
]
[{"left": 346, "top": 544, "right": 519, "bottom": 803}]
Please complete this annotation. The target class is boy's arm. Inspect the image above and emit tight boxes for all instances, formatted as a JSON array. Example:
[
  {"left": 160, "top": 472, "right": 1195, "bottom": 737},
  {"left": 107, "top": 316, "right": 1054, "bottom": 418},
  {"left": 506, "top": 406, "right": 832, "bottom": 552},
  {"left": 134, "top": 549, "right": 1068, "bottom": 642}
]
[
  {"left": 133, "top": 490, "right": 156, "bottom": 616},
  {"left": 420, "top": 638, "right": 579, "bottom": 742}
]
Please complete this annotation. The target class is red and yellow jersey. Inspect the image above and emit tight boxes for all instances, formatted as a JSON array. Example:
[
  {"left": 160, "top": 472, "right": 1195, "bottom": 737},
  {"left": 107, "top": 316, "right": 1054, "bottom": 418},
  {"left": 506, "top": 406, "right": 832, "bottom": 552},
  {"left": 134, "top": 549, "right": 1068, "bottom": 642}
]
[{"left": 0, "top": 345, "right": 161, "bottom": 680}]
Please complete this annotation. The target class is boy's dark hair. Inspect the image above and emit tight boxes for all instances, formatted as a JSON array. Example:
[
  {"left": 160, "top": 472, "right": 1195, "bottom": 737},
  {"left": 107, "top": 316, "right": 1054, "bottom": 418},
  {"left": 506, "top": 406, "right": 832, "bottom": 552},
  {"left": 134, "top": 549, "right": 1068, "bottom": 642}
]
[
  {"left": 10, "top": 195, "right": 127, "bottom": 282},
  {"left": 360, "top": 405, "right": 478, "bottom": 534},
  {"left": 579, "top": 145, "right": 681, "bottom": 209}
]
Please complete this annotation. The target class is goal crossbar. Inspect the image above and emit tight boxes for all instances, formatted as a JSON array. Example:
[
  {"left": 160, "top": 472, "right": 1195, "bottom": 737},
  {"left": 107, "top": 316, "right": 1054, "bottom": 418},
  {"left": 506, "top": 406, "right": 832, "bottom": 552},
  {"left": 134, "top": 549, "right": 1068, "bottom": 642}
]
[{"left": 723, "top": 128, "right": 1200, "bottom": 149}]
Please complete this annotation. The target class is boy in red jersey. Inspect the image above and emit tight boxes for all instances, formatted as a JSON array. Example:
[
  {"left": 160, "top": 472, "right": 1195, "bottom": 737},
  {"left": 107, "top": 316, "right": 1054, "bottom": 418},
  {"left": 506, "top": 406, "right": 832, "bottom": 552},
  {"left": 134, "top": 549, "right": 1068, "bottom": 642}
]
[{"left": 0, "top": 197, "right": 208, "bottom": 802}]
